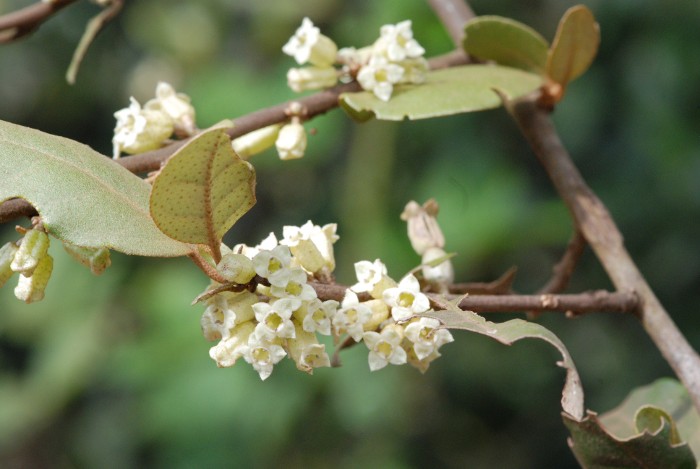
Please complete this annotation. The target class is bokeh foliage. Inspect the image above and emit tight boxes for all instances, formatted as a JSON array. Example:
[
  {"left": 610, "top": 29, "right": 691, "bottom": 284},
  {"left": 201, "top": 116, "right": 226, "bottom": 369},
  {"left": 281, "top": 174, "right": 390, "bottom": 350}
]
[{"left": 0, "top": 0, "right": 699, "bottom": 467}]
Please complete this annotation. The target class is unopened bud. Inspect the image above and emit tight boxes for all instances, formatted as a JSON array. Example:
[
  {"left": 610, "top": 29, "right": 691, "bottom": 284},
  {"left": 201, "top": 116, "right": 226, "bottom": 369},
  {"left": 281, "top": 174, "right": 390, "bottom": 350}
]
[
  {"left": 400, "top": 199, "right": 445, "bottom": 255},
  {"left": 11, "top": 228, "right": 50, "bottom": 276},
  {"left": 287, "top": 66, "right": 338, "bottom": 92},
  {"left": 0, "top": 242, "right": 19, "bottom": 288},
  {"left": 217, "top": 253, "right": 256, "bottom": 284},
  {"left": 15, "top": 253, "right": 53, "bottom": 303},
  {"left": 63, "top": 242, "right": 111, "bottom": 275},
  {"left": 232, "top": 124, "right": 281, "bottom": 159}
]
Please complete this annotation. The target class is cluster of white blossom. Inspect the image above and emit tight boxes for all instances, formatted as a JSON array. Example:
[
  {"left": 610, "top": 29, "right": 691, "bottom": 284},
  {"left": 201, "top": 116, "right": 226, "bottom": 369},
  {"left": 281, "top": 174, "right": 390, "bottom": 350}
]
[
  {"left": 282, "top": 18, "right": 428, "bottom": 102},
  {"left": 199, "top": 220, "right": 453, "bottom": 380},
  {"left": 0, "top": 225, "right": 110, "bottom": 303},
  {"left": 112, "top": 82, "right": 196, "bottom": 158}
]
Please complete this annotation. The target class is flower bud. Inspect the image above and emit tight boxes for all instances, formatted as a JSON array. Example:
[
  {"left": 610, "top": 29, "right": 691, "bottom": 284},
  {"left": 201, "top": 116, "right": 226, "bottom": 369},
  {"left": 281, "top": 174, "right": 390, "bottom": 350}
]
[
  {"left": 362, "top": 299, "right": 390, "bottom": 332},
  {"left": 217, "top": 253, "right": 256, "bottom": 284},
  {"left": 231, "top": 124, "right": 281, "bottom": 159},
  {"left": 14, "top": 253, "right": 53, "bottom": 303},
  {"left": 400, "top": 199, "right": 445, "bottom": 255},
  {"left": 0, "top": 242, "right": 19, "bottom": 288},
  {"left": 62, "top": 242, "right": 111, "bottom": 275},
  {"left": 287, "top": 66, "right": 338, "bottom": 92},
  {"left": 275, "top": 122, "right": 307, "bottom": 160},
  {"left": 11, "top": 228, "right": 50, "bottom": 276}
]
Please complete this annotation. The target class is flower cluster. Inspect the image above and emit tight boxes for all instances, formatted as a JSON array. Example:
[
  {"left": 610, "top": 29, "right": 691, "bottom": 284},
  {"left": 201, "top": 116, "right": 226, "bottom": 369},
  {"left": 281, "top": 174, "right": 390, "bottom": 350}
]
[
  {"left": 112, "top": 82, "right": 196, "bottom": 158},
  {"left": 282, "top": 18, "right": 428, "bottom": 102},
  {"left": 0, "top": 224, "right": 110, "bottom": 304},
  {"left": 199, "top": 221, "right": 453, "bottom": 380}
]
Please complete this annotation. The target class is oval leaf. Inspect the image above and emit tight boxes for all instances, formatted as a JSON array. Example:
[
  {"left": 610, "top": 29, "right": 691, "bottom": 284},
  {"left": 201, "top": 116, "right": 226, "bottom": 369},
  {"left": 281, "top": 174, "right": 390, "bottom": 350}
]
[
  {"left": 425, "top": 302, "right": 584, "bottom": 420},
  {"left": 564, "top": 410, "right": 696, "bottom": 468},
  {"left": 150, "top": 128, "right": 256, "bottom": 247},
  {"left": 463, "top": 16, "right": 549, "bottom": 74},
  {"left": 0, "top": 120, "right": 191, "bottom": 257},
  {"left": 547, "top": 5, "right": 600, "bottom": 88},
  {"left": 339, "top": 65, "right": 543, "bottom": 121}
]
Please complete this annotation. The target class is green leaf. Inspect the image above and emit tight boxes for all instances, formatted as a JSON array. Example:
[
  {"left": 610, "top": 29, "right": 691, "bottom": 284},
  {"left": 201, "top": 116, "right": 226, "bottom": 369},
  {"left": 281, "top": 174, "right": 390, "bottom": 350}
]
[
  {"left": 563, "top": 410, "right": 696, "bottom": 469},
  {"left": 599, "top": 378, "right": 700, "bottom": 458},
  {"left": 424, "top": 304, "right": 584, "bottom": 420},
  {"left": 339, "top": 65, "right": 543, "bottom": 121},
  {"left": 149, "top": 128, "right": 256, "bottom": 248},
  {"left": 0, "top": 120, "right": 191, "bottom": 257},
  {"left": 547, "top": 5, "right": 600, "bottom": 88},
  {"left": 463, "top": 16, "right": 549, "bottom": 74}
]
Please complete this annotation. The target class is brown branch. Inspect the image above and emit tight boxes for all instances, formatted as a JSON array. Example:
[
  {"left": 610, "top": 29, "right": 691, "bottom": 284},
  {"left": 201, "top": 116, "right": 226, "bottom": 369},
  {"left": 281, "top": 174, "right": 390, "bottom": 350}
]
[
  {"left": 507, "top": 93, "right": 700, "bottom": 411},
  {"left": 0, "top": 0, "right": 78, "bottom": 43},
  {"left": 448, "top": 291, "right": 637, "bottom": 315},
  {"left": 310, "top": 281, "right": 637, "bottom": 315},
  {"left": 0, "top": 50, "right": 470, "bottom": 224}
]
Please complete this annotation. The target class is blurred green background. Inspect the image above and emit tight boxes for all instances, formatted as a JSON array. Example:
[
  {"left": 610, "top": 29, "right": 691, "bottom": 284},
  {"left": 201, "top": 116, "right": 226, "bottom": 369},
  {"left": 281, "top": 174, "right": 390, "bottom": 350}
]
[{"left": 1, "top": 0, "right": 699, "bottom": 467}]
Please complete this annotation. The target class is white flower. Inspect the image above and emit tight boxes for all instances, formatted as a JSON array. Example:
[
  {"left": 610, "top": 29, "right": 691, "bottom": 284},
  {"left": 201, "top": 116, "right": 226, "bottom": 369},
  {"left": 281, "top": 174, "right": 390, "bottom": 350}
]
[
  {"left": 146, "top": 82, "right": 196, "bottom": 136},
  {"left": 252, "top": 245, "right": 292, "bottom": 282},
  {"left": 231, "top": 124, "right": 281, "bottom": 159},
  {"left": 281, "top": 221, "right": 338, "bottom": 274},
  {"left": 404, "top": 317, "right": 454, "bottom": 360},
  {"left": 217, "top": 253, "right": 256, "bottom": 284},
  {"left": 364, "top": 324, "right": 407, "bottom": 371},
  {"left": 332, "top": 290, "right": 372, "bottom": 341},
  {"left": 397, "top": 57, "right": 429, "bottom": 85},
  {"left": 287, "top": 323, "right": 331, "bottom": 374},
  {"left": 406, "top": 345, "right": 441, "bottom": 374},
  {"left": 241, "top": 335, "right": 287, "bottom": 380},
  {"left": 382, "top": 274, "right": 430, "bottom": 321},
  {"left": 268, "top": 267, "right": 317, "bottom": 301},
  {"left": 375, "top": 20, "right": 425, "bottom": 62},
  {"left": 200, "top": 290, "right": 257, "bottom": 341},
  {"left": 287, "top": 66, "right": 338, "bottom": 92},
  {"left": 357, "top": 55, "right": 404, "bottom": 102},
  {"left": 299, "top": 298, "right": 337, "bottom": 336},
  {"left": 209, "top": 320, "right": 255, "bottom": 368},
  {"left": 351, "top": 259, "right": 392, "bottom": 296},
  {"left": 253, "top": 299, "right": 300, "bottom": 340},
  {"left": 112, "top": 97, "right": 173, "bottom": 158},
  {"left": 282, "top": 17, "right": 338, "bottom": 67},
  {"left": 276, "top": 122, "right": 307, "bottom": 160}
]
